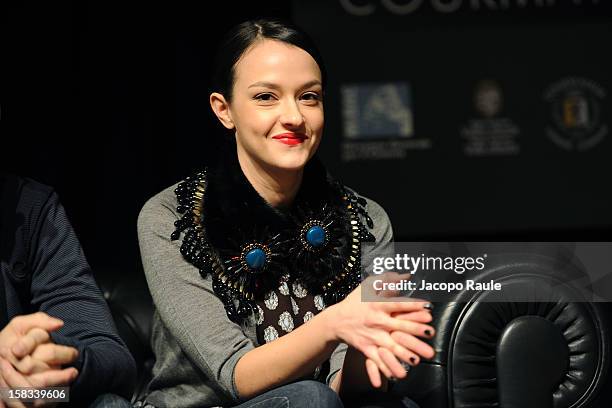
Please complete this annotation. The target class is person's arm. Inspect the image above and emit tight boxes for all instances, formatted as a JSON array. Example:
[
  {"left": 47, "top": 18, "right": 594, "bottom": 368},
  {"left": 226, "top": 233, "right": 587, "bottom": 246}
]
[
  {"left": 330, "top": 193, "right": 394, "bottom": 397},
  {"left": 235, "top": 286, "right": 433, "bottom": 400},
  {"left": 233, "top": 307, "right": 339, "bottom": 399},
  {"left": 27, "top": 189, "right": 136, "bottom": 402},
  {"left": 138, "top": 193, "right": 257, "bottom": 403}
]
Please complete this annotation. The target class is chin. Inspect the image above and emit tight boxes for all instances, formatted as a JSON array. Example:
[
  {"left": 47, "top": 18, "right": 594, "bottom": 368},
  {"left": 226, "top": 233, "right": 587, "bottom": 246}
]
[
  {"left": 263, "top": 145, "right": 312, "bottom": 170},
  {"left": 271, "top": 160, "right": 308, "bottom": 172},
  {"left": 269, "top": 153, "right": 311, "bottom": 172}
]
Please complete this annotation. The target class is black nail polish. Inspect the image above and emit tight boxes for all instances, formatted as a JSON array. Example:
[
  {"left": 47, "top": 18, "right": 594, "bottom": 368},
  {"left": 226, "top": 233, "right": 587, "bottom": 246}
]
[
  {"left": 409, "top": 356, "right": 417, "bottom": 365},
  {"left": 425, "top": 329, "right": 433, "bottom": 337},
  {"left": 423, "top": 303, "right": 434, "bottom": 311}
]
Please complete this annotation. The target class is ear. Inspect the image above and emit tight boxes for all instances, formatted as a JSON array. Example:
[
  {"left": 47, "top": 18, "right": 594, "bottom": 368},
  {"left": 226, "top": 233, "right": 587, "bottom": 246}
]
[{"left": 209, "top": 92, "right": 235, "bottom": 130}]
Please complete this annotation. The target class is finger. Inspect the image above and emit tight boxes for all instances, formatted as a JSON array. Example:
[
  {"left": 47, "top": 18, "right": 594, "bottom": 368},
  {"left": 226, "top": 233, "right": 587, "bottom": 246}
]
[
  {"left": 378, "top": 315, "right": 436, "bottom": 340},
  {"left": 0, "top": 374, "right": 13, "bottom": 407},
  {"left": 1, "top": 342, "right": 64, "bottom": 376},
  {"left": 0, "top": 349, "right": 23, "bottom": 376},
  {"left": 0, "top": 348, "right": 12, "bottom": 360},
  {"left": 0, "top": 379, "right": 26, "bottom": 408},
  {"left": 31, "top": 344, "right": 78, "bottom": 367},
  {"left": 9, "top": 313, "right": 63, "bottom": 335},
  {"left": 380, "top": 272, "right": 413, "bottom": 282},
  {"left": 365, "top": 358, "right": 382, "bottom": 388},
  {"left": 0, "top": 359, "right": 31, "bottom": 388},
  {"left": 390, "top": 330, "right": 436, "bottom": 360},
  {"left": 369, "top": 272, "right": 414, "bottom": 298},
  {"left": 378, "top": 347, "right": 407, "bottom": 379},
  {"left": 0, "top": 390, "right": 26, "bottom": 408},
  {"left": 375, "top": 287, "right": 400, "bottom": 298},
  {"left": 0, "top": 359, "right": 32, "bottom": 388},
  {"left": 11, "top": 355, "right": 53, "bottom": 375},
  {"left": 363, "top": 328, "right": 415, "bottom": 367},
  {"left": 379, "top": 272, "right": 413, "bottom": 287},
  {"left": 27, "top": 367, "right": 78, "bottom": 388},
  {"left": 377, "top": 300, "right": 431, "bottom": 314},
  {"left": 361, "top": 345, "right": 392, "bottom": 379},
  {"left": 11, "top": 328, "right": 50, "bottom": 359},
  {"left": 33, "top": 400, "right": 58, "bottom": 408},
  {"left": 0, "top": 359, "right": 32, "bottom": 408},
  {"left": 392, "top": 310, "right": 433, "bottom": 324},
  {"left": 390, "top": 339, "right": 421, "bottom": 366}
]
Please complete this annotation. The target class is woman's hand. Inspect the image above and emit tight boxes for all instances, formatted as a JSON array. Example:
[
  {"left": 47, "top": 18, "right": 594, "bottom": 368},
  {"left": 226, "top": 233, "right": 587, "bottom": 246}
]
[{"left": 327, "top": 273, "right": 435, "bottom": 387}]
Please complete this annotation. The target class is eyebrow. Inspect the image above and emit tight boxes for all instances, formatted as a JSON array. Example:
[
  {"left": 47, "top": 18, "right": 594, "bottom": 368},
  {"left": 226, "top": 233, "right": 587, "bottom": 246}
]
[{"left": 248, "top": 80, "right": 322, "bottom": 90}]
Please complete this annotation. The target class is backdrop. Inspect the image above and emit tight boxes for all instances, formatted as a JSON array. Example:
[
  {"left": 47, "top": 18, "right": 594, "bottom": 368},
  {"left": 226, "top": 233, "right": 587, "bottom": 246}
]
[{"left": 2, "top": 0, "right": 610, "bottom": 273}]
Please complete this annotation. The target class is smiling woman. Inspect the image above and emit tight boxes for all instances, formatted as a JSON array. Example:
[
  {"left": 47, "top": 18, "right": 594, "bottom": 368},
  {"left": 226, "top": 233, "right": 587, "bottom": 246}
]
[
  {"left": 209, "top": 38, "right": 325, "bottom": 207},
  {"left": 137, "top": 19, "right": 434, "bottom": 408}
]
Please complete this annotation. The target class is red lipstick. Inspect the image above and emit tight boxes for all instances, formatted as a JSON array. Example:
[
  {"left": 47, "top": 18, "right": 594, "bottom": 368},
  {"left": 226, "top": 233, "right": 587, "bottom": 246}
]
[{"left": 271, "top": 132, "right": 307, "bottom": 146}]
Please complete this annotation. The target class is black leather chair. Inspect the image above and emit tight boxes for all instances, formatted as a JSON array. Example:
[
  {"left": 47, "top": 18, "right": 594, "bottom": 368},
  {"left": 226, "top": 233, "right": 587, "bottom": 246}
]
[
  {"left": 96, "top": 266, "right": 154, "bottom": 404},
  {"left": 392, "top": 249, "right": 612, "bottom": 408}
]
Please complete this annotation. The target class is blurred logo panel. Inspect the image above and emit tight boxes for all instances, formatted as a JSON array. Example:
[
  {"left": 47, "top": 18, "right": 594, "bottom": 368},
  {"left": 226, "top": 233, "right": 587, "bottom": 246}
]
[
  {"left": 544, "top": 77, "right": 608, "bottom": 151},
  {"left": 342, "top": 82, "right": 414, "bottom": 139},
  {"left": 460, "top": 79, "right": 521, "bottom": 157},
  {"left": 340, "top": 81, "right": 431, "bottom": 161}
]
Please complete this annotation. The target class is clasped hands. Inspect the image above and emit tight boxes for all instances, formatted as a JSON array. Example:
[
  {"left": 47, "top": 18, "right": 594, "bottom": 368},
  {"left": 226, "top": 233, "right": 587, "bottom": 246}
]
[
  {"left": 330, "top": 272, "right": 436, "bottom": 388},
  {"left": 0, "top": 313, "right": 79, "bottom": 407}
]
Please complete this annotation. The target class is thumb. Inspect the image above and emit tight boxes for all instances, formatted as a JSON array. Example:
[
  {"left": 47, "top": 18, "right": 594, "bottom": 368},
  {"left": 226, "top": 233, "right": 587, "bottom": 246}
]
[{"left": 12, "top": 312, "right": 64, "bottom": 334}]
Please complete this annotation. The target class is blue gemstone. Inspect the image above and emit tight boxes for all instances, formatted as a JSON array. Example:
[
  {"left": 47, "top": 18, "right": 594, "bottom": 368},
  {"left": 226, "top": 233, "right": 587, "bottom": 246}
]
[
  {"left": 245, "top": 248, "right": 266, "bottom": 270},
  {"left": 306, "top": 225, "right": 326, "bottom": 247}
]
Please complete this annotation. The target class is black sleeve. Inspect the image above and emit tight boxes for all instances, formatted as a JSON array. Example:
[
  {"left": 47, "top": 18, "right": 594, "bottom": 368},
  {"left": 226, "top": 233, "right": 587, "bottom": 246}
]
[{"left": 26, "top": 190, "right": 137, "bottom": 403}]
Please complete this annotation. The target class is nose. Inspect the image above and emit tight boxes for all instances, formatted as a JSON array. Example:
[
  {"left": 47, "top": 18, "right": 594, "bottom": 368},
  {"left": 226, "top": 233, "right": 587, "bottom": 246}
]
[{"left": 279, "top": 100, "right": 305, "bottom": 128}]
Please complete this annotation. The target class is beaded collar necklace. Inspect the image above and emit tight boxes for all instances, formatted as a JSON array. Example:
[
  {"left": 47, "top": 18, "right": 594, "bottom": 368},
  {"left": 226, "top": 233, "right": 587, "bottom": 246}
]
[{"left": 171, "top": 153, "right": 375, "bottom": 323}]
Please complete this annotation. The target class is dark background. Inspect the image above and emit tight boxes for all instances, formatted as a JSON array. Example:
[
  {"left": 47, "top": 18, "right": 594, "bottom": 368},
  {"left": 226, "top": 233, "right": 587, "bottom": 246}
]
[
  {"left": 1, "top": 1, "right": 291, "bottom": 271},
  {"left": 2, "top": 0, "right": 611, "bottom": 274}
]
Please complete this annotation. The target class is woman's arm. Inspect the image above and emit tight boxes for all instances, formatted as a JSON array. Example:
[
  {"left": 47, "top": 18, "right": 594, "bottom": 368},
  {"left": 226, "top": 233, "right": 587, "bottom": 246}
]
[
  {"left": 234, "top": 306, "right": 339, "bottom": 399},
  {"left": 234, "top": 294, "right": 433, "bottom": 399},
  {"left": 236, "top": 326, "right": 390, "bottom": 400}
]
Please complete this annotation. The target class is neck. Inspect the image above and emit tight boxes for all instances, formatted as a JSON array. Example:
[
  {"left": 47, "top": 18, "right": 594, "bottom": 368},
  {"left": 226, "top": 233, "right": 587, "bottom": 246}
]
[{"left": 236, "top": 146, "right": 303, "bottom": 209}]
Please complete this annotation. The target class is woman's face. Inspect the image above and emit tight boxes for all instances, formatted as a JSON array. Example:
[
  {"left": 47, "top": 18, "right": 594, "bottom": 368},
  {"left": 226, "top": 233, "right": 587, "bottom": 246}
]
[{"left": 224, "top": 39, "right": 324, "bottom": 172}]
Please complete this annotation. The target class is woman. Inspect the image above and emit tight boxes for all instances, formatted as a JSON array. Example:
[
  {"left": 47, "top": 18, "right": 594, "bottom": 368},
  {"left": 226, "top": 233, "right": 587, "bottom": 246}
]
[{"left": 137, "top": 19, "right": 435, "bottom": 408}]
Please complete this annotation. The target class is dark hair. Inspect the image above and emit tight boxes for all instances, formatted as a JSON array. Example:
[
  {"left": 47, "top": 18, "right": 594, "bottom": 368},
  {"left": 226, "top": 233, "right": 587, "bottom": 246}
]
[{"left": 211, "top": 19, "right": 327, "bottom": 102}]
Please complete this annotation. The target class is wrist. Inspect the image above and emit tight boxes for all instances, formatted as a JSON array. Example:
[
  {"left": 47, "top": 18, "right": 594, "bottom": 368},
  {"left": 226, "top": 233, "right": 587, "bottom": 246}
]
[{"left": 318, "top": 304, "right": 340, "bottom": 343}]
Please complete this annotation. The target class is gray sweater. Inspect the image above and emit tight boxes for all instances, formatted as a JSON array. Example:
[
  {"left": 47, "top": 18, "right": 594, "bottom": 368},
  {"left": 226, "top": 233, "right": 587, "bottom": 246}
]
[{"left": 137, "top": 183, "right": 393, "bottom": 408}]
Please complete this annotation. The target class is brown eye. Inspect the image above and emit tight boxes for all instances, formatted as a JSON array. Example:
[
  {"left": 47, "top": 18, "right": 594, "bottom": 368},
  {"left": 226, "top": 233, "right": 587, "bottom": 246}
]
[
  {"left": 254, "top": 93, "right": 275, "bottom": 102},
  {"left": 301, "top": 92, "right": 321, "bottom": 102}
]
